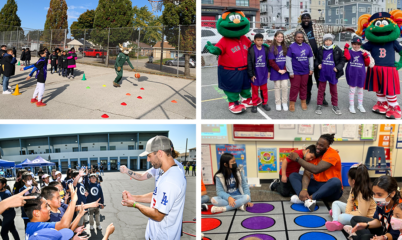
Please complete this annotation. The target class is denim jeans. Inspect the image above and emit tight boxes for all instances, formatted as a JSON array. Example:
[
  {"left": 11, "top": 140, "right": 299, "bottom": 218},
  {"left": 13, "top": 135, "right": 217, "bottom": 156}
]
[
  {"left": 2, "top": 76, "right": 10, "bottom": 91},
  {"left": 211, "top": 194, "right": 250, "bottom": 211},
  {"left": 63, "top": 68, "right": 68, "bottom": 76},
  {"left": 201, "top": 195, "right": 210, "bottom": 204},
  {"left": 331, "top": 200, "right": 353, "bottom": 224}
]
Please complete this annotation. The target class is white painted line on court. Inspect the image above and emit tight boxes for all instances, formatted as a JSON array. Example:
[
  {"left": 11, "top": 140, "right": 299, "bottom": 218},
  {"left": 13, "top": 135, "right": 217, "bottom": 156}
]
[
  {"left": 257, "top": 107, "right": 272, "bottom": 120},
  {"left": 202, "top": 83, "right": 218, "bottom": 87}
]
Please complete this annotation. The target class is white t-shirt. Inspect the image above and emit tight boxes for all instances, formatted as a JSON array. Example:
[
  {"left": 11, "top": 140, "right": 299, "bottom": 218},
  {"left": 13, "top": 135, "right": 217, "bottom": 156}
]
[
  {"left": 145, "top": 165, "right": 186, "bottom": 240},
  {"left": 147, "top": 159, "right": 184, "bottom": 185}
]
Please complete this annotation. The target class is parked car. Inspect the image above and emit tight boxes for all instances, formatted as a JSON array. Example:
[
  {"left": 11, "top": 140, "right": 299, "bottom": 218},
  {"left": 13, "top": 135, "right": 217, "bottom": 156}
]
[
  {"left": 266, "top": 29, "right": 280, "bottom": 35},
  {"left": 245, "top": 28, "right": 268, "bottom": 41},
  {"left": 165, "top": 57, "right": 196, "bottom": 68},
  {"left": 201, "top": 27, "right": 222, "bottom": 53},
  {"left": 83, "top": 49, "right": 107, "bottom": 58}
]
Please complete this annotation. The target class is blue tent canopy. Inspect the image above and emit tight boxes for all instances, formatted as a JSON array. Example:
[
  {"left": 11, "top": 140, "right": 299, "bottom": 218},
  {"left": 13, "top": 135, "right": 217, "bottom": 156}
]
[
  {"left": 23, "top": 156, "right": 55, "bottom": 167},
  {"left": 0, "top": 159, "right": 15, "bottom": 167},
  {"left": 15, "top": 158, "right": 31, "bottom": 168}
]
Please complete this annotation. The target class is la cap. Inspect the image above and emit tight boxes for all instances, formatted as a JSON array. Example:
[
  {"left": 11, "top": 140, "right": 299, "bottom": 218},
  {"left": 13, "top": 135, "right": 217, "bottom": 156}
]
[{"left": 139, "top": 136, "right": 172, "bottom": 157}]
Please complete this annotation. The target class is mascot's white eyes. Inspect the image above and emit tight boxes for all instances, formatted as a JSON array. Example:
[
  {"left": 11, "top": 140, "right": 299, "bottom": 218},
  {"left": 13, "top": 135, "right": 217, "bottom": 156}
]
[
  {"left": 229, "top": 14, "right": 241, "bottom": 21},
  {"left": 381, "top": 20, "right": 389, "bottom": 26},
  {"left": 375, "top": 21, "right": 381, "bottom": 26}
]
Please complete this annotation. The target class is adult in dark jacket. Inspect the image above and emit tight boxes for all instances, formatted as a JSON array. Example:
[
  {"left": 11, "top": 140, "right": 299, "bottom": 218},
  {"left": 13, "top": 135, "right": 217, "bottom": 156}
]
[
  {"left": 20, "top": 49, "right": 25, "bottom": 63},
  {"left": 1, "top": 50, "right": 17, "bottom": 94},
  {"left": 24, "top": 48, "right": 31, "bottom": 67},
  {"left": 12, "top": 47, "right": 16, "bottom": 57},
  {"left": 0, "top": 45, "right": 7, "bottom": 81}
]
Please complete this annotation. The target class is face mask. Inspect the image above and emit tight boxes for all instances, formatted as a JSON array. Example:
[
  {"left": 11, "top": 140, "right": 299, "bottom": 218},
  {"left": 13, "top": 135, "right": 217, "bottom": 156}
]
[
  {"left": 391, "top": 216, "right": 402, "bottom": 230},
  {"left": 373, "top": 194, "right": 391, "bottom": 207},
  {"left": 27, "top": 180, "right": 32, "bottom": 186},
  {"left": 231, "top": 163, "right": 237, "bottom": 170}
]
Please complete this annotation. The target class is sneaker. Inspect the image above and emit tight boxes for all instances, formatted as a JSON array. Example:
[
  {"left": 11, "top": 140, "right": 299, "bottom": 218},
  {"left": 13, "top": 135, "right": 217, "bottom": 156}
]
[
  {"left": 238, "top": 204, "right": 246, "bottom": 212},
  {"left": 269, "top": 179, "right": 280, "bottom": 191},
  {"left": 36, "top": 101, "right": 47, "bottom": 107},
  {"left": 31, "top": 98, "right": 38, "bottom": 104},
  {"left": 282, "top": 103, "right": 288, "bottom": 111},
  {"left": 372, "top": 101, "right": 388, "bottom": 114},
  {"left": 262, "top": 104, "right": 271, "bottom": 111},
  {"left": 323, "top": 98, "right": 329, "bottom": 107},
  {"left": 2, "top": 90, "right": 11, "bottom": 94},
  {"left": 304, "top": 199, "right": 317, "bottom": 212},
  {"left": 325, "top": 221, "right": 344, "bottom": 231},
  {"left": 276, "top": 104, "right": 281, "bottom": 111},
  {"left": 228, "top": 102, "right": 246, "bottom": 114},
  {"left": 349, "top": 105, "right": 356, "bottom": 114},
  {"left": 241, "top": 98, "right": 254, "bottom": 108},
  {"left": 332, "top": 106, "right": 342, "bottom": 115},
  {"left": 343, "top": 225, "right": 355, "bottom": 235},
  {"left": 97, "top": 225, "right": 102, "bottom": 230},
  {"left": 72, "top": 76, "right": 75, "bottom": 79},
  {"left": 386, "top": 105, "right": 402, "bottom": 119},
  {"left": 251, "top": 106, "right": 258, "bottom": 113},
  {"left": 211, "top": 206, "right": 226, "bottom": 213},
  {"left": 201, "top": 204, "right": 208, "bottom": 211},
  {"left": 290, "top": 195, "right": 304, "bottom": 204},
  {"left": 315, "top": 105, "right": 323, "bottom": 115},
  {"left": 90, "top": 225, "right": 94, "bottom": 230},
  {"left": 357, "top": 105, "right": 366, "bottom": 113},
  {"left": 7, "top": 86, "right": 13, "bottom": 92}
]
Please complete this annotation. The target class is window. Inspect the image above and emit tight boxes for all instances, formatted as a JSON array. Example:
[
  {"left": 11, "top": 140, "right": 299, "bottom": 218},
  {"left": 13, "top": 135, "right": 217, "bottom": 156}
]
[
  {"left": 139, "top": 145, "right": 144, "bottom": 150},
  {"left": 328, "top": 19, "right": 332, "bottom": 22},
  {"left": 328, "top": 0, "right": 330, "bottom": 4},
  {"left": 201, "top": 30, "right": 215, "bottom": 37},
  {"left": 100, "top": 146, "right": 106, "bottom": 151},
  {"left": 368, "top": 7, "right": 371, "bottom": 13},
  {"left": 201, "top": 0, "right": 213, "bottom": 3},
  {"left": 300, "top": 2, "right": 303, "bottom": 8},
  {"left": 335, "top": 0, "right": 338, "bottom": 4},
  {"left": 128, "top": 145, "right": 134, "bottom": 150},
  {"left": 352, "top": 6, "right": 356, "bottom": 13},
  {"left": 55, "top": 148, "right": 61, "bottom": 153},
  {"left": 352, "top": 17, "right": 356, "bottom": 24},
  {"left": 236, "top": 0, "right": 249, "bottom": 6},
  {"left": 28, "top": 150, "right": 34, "bottom": 154},
  {"left": 82, "top": 147, "right": 88, "bottom": 151},
  {"left": 328, "top": 10, "right": 331, "bottom": 16},
  {"left": 73, "top": 147, "right": 79, "bottom": 152},
  {"left": 336, "top": 8, "right": 339, "bottom": 15},
  {"left": 305, "top": 2, "right": 308, "bottom": 9},
  {"left": 110, "top": 146, "right": 116, "bottom": 150},
  {"left": 359, "top": 7, "right": 366, "bottom": 12},
  {"left": 20, "top": 150, "right": 26, "bottom": 155},
  {"left": 45, "top": 149, "right": 51, "bottom": 153},
  {"left": 319, "top": 1, "right": 321, "bottom": 5}
]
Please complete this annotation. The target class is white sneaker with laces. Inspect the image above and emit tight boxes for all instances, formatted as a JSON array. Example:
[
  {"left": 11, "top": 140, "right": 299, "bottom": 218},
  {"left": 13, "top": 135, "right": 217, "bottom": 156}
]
[
  {"left": 97, "top": 225, "right": 102, "bottom": 230},
  {"left": 290, "top": 195, "right": 303, "bottom": 204},
  {"left": 238, "top": 204, "right": 246, "bottom": 211},
  {"left": 349, "top": 105, "right": 356, "bottom": 114},
  {"left": 276, "top": 104, "right": 281, "bottom": 111},
  {"left": 2, "top": 90, "right": 11, "bottom": 94},
  {"left": 282, "top": 103, "right": 288, "bottom": 111},
  {"left": 211, "top": 206, "right": 226, "bottom": 213},
  {"left": 304, "top": 199, "right": 317, "bottom": 212},
  {"left": 357, "top": 105, "right": 366, "bottom": 113}
]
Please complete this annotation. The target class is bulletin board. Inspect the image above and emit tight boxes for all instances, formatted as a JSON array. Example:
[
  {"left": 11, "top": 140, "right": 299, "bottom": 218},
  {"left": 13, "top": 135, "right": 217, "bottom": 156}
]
[{"left": 232, "top": 124, "right": 377, "bottom": 142}]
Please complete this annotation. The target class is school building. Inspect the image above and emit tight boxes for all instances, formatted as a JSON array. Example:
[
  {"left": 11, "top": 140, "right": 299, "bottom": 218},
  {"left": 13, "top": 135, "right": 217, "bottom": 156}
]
[{"left": 0, "top": 130, "right": 169, "bottom": 173}]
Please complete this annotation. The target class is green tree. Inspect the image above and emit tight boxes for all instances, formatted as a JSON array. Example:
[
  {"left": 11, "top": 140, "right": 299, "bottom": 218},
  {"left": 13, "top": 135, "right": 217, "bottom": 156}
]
[
  {"left": 132, "top": 6, "right": 162, "bottom": 46},
  {"left": 0, "top": 0, "right": 21, "bottom": 31},
  {"left": 70, "top": 9, "right": 95, "bottom": 39},
  {"left": 92, "top": 0, "right": 134, "bottom": 65},
  {"left": 162, "top": 0, "right": 196, "bottom": 76},
  {"left": 43, "top": 0, "right": 68, "bottom": 45},
  {"left": 142, "top": 16, "right": 162, "bottom": 46}
]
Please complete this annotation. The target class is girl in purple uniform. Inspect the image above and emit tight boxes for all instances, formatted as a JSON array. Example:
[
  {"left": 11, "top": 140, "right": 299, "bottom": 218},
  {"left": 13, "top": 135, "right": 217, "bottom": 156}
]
[{"left": 315, "top": 34, "right": 345, "bottom": 115}]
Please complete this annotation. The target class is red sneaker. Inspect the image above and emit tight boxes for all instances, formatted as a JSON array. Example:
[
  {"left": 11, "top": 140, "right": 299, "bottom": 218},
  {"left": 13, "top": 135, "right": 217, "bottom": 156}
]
[
  {"left": 36, "top": 101, "right": 47, "bottom": 107},
  {"left": 372, "top": 101, "right": 388, "bottom": 114},
  {"left": 241, "top": 98, "right": 255, "bottom": 108},
  {"left": 30, "top": 98, "right": 38, "bottom": 104},
  {"left": 386, "top": 105, "right": 401, "bottom": 119},
  {"left": 228, "top": 102, "right": 246, "bottom": 114}
]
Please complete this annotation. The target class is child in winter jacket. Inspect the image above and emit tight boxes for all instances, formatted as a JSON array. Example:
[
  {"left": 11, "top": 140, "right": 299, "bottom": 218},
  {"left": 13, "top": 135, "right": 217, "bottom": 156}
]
[{"left": 67, "top": 48, "right": 77, "bottom": 79}]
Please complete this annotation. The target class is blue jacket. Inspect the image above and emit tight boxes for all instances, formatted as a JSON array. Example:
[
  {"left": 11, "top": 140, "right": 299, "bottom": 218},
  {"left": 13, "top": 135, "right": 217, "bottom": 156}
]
[
  {"left": 85, "top": 181, "right": 104, "bottom": 207},
  {"left": 215, "top": 169, "right": 250, "bottom": 201}
]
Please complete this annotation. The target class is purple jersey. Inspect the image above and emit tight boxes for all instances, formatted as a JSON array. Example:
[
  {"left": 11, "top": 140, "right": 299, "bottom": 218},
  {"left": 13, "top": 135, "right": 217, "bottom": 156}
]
[
  {"left": 362, "top": 40, "right": 402, "bottom": 67},
  {"left": 268, "top": 45, "right": 289, "bottom": 81},
  {"left": 252, "top": 45, "right": 268, "bottom": 86},
  {"left": 287, "top": 43, "right": 313, "bottom": 75},
  {"left": 346, "top": 50, "right": 366, "bottom": 88},
  {"left": 319, "top": 48, "right": 337, "bottom": 84}
]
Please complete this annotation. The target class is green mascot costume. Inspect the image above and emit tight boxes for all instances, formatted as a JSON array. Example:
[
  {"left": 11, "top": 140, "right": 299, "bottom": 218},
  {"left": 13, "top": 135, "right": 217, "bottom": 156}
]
[
  {"left": 114, "top": 43, "right": 135, "bottom": 87},
  {"left": 205, "top": 9, "right": 255, "bottom": 114},
  {"left": 356, "top": 10, "right": 402, "bottom": 119}
]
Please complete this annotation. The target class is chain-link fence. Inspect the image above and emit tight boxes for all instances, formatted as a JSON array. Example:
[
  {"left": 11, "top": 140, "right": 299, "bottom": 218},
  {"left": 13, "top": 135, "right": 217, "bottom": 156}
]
[
  {"left": 0, "top": 25, "right": 196, "bottom": 78},
  {"left": 201, "top": 21, "right": 358, "bottom": 68}
]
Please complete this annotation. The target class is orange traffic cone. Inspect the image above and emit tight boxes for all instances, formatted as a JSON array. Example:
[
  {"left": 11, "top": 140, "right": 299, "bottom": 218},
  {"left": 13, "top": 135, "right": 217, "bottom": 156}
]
[{"left": 12, "top": 84, "right": 21, "bottom": 95}]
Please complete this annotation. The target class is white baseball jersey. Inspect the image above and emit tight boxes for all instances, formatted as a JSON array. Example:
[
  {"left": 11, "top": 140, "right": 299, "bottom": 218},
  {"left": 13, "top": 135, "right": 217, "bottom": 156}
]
[
  {"left": 145, "top": 165, "right": 186, "bottom": 240},
  {"left": 147, "top": 159, "right": 185, "bottom": 186}
]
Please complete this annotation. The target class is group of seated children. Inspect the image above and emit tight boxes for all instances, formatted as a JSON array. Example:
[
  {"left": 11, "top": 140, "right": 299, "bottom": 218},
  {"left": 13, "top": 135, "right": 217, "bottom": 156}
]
[{"left": 0, "top": 167, "right": 109, "bottom": 240}]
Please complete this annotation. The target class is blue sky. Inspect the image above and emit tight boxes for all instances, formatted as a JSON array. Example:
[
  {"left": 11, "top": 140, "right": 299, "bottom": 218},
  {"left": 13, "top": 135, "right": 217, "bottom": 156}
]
[
  {"left": 0, "top": 124, "right": 195, "bottom": 153},
  {"left": 3, "top": 0, "right": 162, "bottom": 30}
]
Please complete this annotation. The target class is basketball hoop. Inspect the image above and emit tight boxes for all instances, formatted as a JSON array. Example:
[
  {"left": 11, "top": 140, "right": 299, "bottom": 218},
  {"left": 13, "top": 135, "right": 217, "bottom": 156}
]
[{"left": 149, "top": 0, "right": 163, "bottom": 12}]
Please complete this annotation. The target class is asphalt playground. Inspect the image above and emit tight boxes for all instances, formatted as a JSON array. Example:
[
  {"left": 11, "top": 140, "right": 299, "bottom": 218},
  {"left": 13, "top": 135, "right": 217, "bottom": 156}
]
[
  {"left": 0, "top": 57, "right": 196, "bottom": 119},
  {"left": 2, "top": 171, "right": 197, "bottom": 240}
]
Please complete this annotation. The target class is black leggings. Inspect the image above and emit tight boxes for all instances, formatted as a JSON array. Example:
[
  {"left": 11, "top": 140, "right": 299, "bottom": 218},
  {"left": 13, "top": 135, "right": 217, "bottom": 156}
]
[
  {"left": 350, "top": 216, "right": 383, "bottom": 240},
  {"left": 275, "top": 176, "right": 295, "bottom": 197},
  {"left": 69, "top": 68, "right": 74, "bottom": 75},
  {"left": 1, "top": 211, "right": 20, "bottom": 240}
]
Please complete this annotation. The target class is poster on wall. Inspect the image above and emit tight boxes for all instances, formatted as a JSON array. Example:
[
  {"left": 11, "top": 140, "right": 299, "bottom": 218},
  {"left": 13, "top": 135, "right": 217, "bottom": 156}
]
[
  {"left": 298, "top": 124, "right": 314, "bottom": 135},
  {"left": 257, "top": 148, "right": 277, "bottom": 173},
  {"left": 279, "top": 148, "right": 298, "bottom": 170},
  {"left": 380, "top": 124, "right": 396, "bottom": 133},
  {"left": 378, "top": 135, "right": 391, "bottom": 148},
  {"left": 321, "top": 124, "right": 336, "bottom": 135},
  {"left": 201, "top": 144, "right": 214, "bottom": 185},
  {"left": 397, "top": 125, "right": 402, "bottom": 149},
  {"left": 216, "top": 144, "right": 247, "bottom": 177}
]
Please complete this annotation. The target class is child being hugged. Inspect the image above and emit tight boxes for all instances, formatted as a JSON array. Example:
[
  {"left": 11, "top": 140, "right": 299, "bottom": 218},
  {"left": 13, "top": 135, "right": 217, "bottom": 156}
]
[
  {"left": 67, "top": 48, "right": 77, "bottom": 79},
  {"left": 269, "top": 31, "right": 290, "bottom": 111},
  {"left": 344, "top": 36, "right": 375, "bottom": 114},
  {"left": 247, "top": 33, "right": 271, "bottom": 113},
  {"left": 326, "top": 164, "right": 376, "bottom": 231},
  {"left": 315, "top": 34, "right": 345, "bottom": 115}
]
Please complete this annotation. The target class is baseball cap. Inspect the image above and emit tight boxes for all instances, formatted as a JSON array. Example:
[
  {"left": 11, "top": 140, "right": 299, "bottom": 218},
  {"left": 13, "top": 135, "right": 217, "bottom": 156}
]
[
  {"left": 28, "top": 228, "right": 74, "bottom": 240},
  {"left": 139, "top": 136, "right": 172, "bottom": 157},
  {"left": 351, "top": 36, "right": 363, "bottom": 44},
  {"left": 55, "top": 171, "right": 61, "bottom": 176},
  {"left": 42, "top": 174, "right": 50, "bottom": 179}
]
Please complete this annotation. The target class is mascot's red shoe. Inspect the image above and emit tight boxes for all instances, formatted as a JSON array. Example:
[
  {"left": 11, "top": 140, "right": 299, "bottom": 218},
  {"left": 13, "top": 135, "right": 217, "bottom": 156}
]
[
  {"left": 229, "top": 102, "right": 246, "bottom": 114},
  {"left": 386, "top": 105, "right": 401, "bottom": 119},
  {"left": 372, "top": 101, "right": 388, "bottom": 114}
]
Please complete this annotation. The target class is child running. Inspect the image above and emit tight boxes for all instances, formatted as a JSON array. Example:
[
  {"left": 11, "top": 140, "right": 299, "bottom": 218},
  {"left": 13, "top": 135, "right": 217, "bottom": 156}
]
[
  {"left": 20, "top": 49, "right": 48, "bottom": 107},
  {"left": 325, "top": 164, "right": 376, "bottom": 231},
  {"left": 247, "top": 33, "right": 271, "bottom": 113},
  {"left": 0, "top": 177, "right": 20, "bottom": 240},
  {"left": 286, "top": 31, "right": 314, "bottom": 112},
  {"left": 315, "top": 34, "right": 345, "bottom": 115},
  {"left": 67, "top": 48, "right": 77, "bottom": 79},
  {"left": 269, "top": 31, "right": 290, "bottom": 111},
  {"left": 344, "top": 36, "right": 375, "bottom": 113}
]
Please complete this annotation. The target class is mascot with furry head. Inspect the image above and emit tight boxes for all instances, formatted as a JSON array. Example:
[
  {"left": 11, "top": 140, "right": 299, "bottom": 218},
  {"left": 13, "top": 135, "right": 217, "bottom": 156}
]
[
  {"left": 356, "top": 10, "right": 402, "bottom": 119},
  {"left": 114, "top": 43, "right": 135, "bottom": 87}
]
